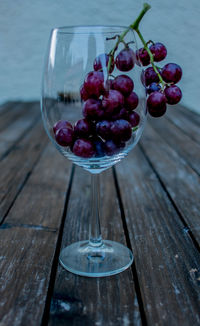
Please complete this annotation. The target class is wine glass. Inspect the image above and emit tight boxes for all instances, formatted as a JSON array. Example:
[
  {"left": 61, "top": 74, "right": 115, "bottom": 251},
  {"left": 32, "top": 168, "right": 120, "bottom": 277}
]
[{"left": 41, "top": 25, "right": 146, "bottom": 277}]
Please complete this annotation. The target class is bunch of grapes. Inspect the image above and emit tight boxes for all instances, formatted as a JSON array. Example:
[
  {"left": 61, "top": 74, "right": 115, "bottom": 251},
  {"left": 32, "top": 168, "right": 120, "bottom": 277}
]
[
  {"left": 52, "top": 3, "right": 183, "bottom": 158},
  {"left": 53, "top": 48, "right": 139, "bottom": 158},
  {"left": 137, "top": 42, "right": 182, "bottom": 117}
]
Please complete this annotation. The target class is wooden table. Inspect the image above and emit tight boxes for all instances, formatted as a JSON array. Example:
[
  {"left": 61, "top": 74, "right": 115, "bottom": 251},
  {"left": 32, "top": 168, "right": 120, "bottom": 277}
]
[{"left": 0, "top": 101, "right": 200, "bottom": 326}]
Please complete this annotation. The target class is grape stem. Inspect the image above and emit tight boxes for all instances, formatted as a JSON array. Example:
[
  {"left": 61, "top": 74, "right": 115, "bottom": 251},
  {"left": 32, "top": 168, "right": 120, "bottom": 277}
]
[
  {"left": 134, "top": 28, "right": 165, "bottom": 88},
  {"left": 107, "top": 3, "right": 166, "bottom": 89}
]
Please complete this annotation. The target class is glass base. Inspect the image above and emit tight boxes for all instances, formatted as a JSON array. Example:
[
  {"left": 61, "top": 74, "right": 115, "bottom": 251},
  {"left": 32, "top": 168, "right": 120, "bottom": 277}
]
[{"left": 59, "top": 240, "right": 133, "bottom": 277}]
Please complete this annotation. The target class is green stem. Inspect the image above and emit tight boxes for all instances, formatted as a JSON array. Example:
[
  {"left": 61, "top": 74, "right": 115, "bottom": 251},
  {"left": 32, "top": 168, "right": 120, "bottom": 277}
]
[
  {"left": 134, "top": 28, "right": 165, "bottom": 88},
  {"left": 130, "top": 3, "right": 151, "bottom": 30},
  {"left": 108, "top": 3, "right": 151, "bottom": 72},
  {"left": 107, "top": 2, "right": 166, "bottom": 90}
]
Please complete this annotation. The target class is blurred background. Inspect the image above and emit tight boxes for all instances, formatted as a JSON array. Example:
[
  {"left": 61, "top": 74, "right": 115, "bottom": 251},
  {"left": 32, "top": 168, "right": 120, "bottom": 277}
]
[{"left": 0, "top": 0, "right": 199, "bottom": 113}]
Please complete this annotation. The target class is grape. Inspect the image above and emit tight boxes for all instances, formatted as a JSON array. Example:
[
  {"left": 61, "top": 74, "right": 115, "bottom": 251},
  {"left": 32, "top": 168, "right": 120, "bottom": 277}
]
[
  {"left": 102, "top": 89, "right": 124, "bottom": 117},
  {"left": 112, "top": 107, "right": 129, "bottom": 121},
  {"left": 161, "top": 63, "right": 182, "bottom": 83},
  {"left": 111, "top": 119, "right": 132, "bottom": 142},
  {"left": 136, "top": 48, "right": 150, "bottom": 66},
  {"left": 84, "top": 71, "right": 104, "bottom": 97},
  {"left": 147, "top": 91, "right": 167, "bottom": 117},
  {"left": 104, "top": 140, "right": 122, "bottom": 156},
  {"left": 83, "top": 98, "right": 104, "bottom": 121},
  {"left": 96, "top": 120, "right": 113, "bottom": 140},
  {"left": 144, "top": 67, "right": 160, "bottom": 86},
  {"left": 55, "top": 127, "right": 74, "bottom": 147},
  {"left": 124, "top": 92, "right": 139, "bottom": 111},
  {"left": 53, "top": 120, "right": 73, "bottom": 134},
  {"left": 80, "top": 84, "right": 90, "bottom": 101},
  {"left": 115, "top": 48, "right": 135, "bottom": 71},
  {"left": 72, "top": 138, "right": 95, "bottom": 158},
  {"left": 128, "top": 111, "right": 140, "bottom": 127},
  {"left": 93, "top": 53, "right": 114, "bottom": 73},
  {"left": 147, "top": 82, "right": 161, "bottom": 94},
  {"left": 74, "top": 118, "right": 94, "bottom": 138},
  {"left": 112, "top": 75, "right": 134, "bottom": 96},
  {"left": 91, "top": 136, "right": 105, "bottom": 157},
  {"left": 149, "top": 42, "right": 167, "bottom": 62},
  {"left": 164, "top": 85, "right": 182, "bottom": 105}
]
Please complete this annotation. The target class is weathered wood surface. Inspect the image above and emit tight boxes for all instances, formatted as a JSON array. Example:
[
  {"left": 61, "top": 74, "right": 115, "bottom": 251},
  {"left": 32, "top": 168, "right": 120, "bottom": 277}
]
[
  {"left": 48, "top": 167, "right": 142, "bottom": 326},
  {"left": 0, "top": 102, "right": 200, "bottom": 326},
  {"left": 116, "top": 146, "right": 200, "bottom": 325}
]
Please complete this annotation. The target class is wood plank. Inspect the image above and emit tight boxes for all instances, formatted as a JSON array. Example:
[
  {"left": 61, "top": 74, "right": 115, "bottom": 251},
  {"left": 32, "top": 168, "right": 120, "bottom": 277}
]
[
  {"left": 115, "top": 146, "right": 200, "bottom": 325},
  {"left": 48, "top": 167, "right": 142, "bottom": 326},
  {"left": 5, "top": 143, "right": 73, "bottom": 229},
  {"left": 0, "top": 227, "right": 59, "bottom": 326},
  {"left": 0, "top": 121, "right": 47, "bottom": 224},
  {"left": 0, "top": 102, "right": 40, "bottom": 159},
  {"left": 148, "top": 115, "right": 200, "bottom": 175},
  {"left": 166, "top": 105, "right": 200, "bottom": 144},
  {"left": 0, "top": 101, "right": 20, "bottom": 115},
  {"left": 0, "top": 101, "right": 34, "bottom": 132},
  {"left": 176, "top": 105, "right": 200, "bottom": 126},
  {"left": 140, "top": 123, "right": 200, "bottom": 245},
  {"left": 0, "top": 146, "right": 73, "bottom": 325}
]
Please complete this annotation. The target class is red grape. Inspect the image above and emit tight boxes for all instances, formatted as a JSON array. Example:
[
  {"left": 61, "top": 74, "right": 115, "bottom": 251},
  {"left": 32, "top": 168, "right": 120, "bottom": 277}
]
[
  {"left": 74, "top": 118, "right": 94, "bottom": 138},
  {"left": 147, "top": 91, "right": 167, "bottom": 117},
  {"left": 128, "top": 111, "right": 140, "bottom": 127},
  {"left": 83, "top": 98, "right": 104, "bottom": 121},
  {"left": 93, "top": 53, "right": 114, "bottom": 73},
  {"left": 112, "top": 75, "right": 134, "bottom": 96},
  {"left": 53, "top": 120, "right": 73, "bottom": 134},
  {"left": 164, "top": 85, "right": 182, "bottom": 104},
  {"left": 115, "top": 48, "right": 135, "bottom": 71},
  {"left": 136, "top": 48, "right": 150, "bottom": 66},
  {"left": 111, "top": 119, "right": 132, "bottom": 142},
  {"left": 80, "top": 84, "right": 90, "bottom": 101},
  {"left": 104, "top": 140, "right": 123, "bottom": 156},
  {"left": 144, "top": 67, "right": 160, "bottom": 86},
  {"left": 124, "top": 92, "right": 139, "bottom": 111},
  {"left": 102, "top": 89, "right": 124, "bottom": 117},
  {"left": 149, "top": 42, "right": 167, "bottom": 62},
  {"left": 55, "top": 127, "right": 74, "bottom": 147},
  {"left": 96, "top": 120, "right": 113, "bottom": 140},
  {"left": 84, "top": 71, "right": 104, "bottom": 97},
  {"left": 72, "top": 138, "right": 95, "bottom": 158},
  {"left": 111, "top": 107, "right": 129, "bottom": 121},
  {"left": 161, "top": 63, "right": 182, "bottom": 83}
]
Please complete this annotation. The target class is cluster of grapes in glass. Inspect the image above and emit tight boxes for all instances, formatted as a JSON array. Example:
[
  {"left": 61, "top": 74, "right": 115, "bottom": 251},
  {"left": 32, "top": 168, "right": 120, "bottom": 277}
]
[
  {"left": 53, "top": 44, "right": 140, "bottom": 158},
  {"left": 136, "top": 42, "right": 182, "bottom": 117},
  {"left": 53, "top": 37, "right": 182, "bottom": 158}
]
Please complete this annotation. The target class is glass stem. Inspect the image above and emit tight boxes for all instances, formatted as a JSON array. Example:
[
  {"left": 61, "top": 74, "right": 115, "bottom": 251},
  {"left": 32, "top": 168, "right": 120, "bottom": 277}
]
[{"left": 89, "top": 174, "right": 103, "bottom": 247}]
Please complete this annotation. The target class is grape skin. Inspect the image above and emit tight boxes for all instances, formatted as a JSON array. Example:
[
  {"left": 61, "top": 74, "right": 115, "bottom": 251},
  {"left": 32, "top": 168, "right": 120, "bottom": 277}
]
[
  {"left": 161, "top": 63, "right": 182, "bottom": 83},
  {"left": 164, "top": 85, "right": 182, "bottom": 105},
  {"left": 147, "top": 91, "right": 167, "bottom": 117}
]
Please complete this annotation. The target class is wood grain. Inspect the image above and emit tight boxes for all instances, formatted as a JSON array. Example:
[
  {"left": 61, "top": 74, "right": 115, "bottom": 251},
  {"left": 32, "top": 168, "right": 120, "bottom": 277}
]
[
  {"left": 0, "top": 101, "right": 20, "bottom": 116},
  {"left": 0, "top": 138, "right": 73, "bottom": 325},
  {"left": 149, "top": 115, "right": 200, "bottom": 175},
  {"left": 0, "top": 102, "right": 39, "bottom": 159},
  {"left": 5, "top": 143, "right": 73, "bottom": 229},
  {"left": 0, "top": 101, "right": 34, "bottom": 132},
  {"left": 115, "top": 146, "right": 200, "bottom": 326},
  {"left": 48, "top": 167, "right": 142, "bottom": 326},
  {"left": 0, "top": 227, "right": 59, "bottom": 326},
  {"left": 166, "top": 105, "right": 200, "bottom": 144},
  {"left": 0, "top": 121, "right": 47, "bottom": 224},
  {"left": 140, "top": 123, "right": 200, "bottom": 245}
]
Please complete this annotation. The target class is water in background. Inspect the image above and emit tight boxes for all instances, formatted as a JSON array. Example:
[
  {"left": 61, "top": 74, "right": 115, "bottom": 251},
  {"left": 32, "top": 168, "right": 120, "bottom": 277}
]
[{"left": 0, "top": 0, "right": 200, "bottom": 113}]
